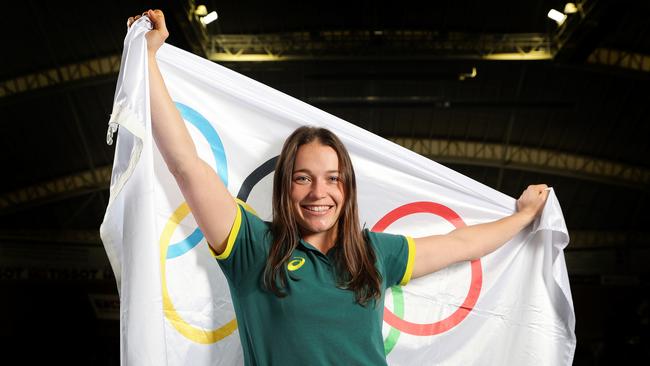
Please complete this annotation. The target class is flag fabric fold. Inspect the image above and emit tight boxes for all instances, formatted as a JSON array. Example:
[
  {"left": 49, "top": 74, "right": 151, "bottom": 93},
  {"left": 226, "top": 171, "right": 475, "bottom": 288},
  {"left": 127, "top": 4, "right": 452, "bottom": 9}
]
[{"left": 101, "top": 18, "right": 576, "bottom": 365}]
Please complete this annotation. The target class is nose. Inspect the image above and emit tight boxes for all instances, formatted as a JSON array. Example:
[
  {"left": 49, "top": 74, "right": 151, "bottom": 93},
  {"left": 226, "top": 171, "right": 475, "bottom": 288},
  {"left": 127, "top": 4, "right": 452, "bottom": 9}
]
[{"left": 308, "top": 178, "right": 327, "bottom": 199}]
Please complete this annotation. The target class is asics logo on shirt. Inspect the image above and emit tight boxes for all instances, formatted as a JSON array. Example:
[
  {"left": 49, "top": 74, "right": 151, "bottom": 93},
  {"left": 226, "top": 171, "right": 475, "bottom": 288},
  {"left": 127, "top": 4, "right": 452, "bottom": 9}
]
[{"left": 287, "top": 257, "right": 306, "bottom": 271}]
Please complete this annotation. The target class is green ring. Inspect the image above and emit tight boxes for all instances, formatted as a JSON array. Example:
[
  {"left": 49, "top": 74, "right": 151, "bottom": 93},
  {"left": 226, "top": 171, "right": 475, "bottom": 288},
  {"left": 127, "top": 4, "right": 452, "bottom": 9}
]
[{"left": 383, "top": 285, "right": 404, "bottom": 355}]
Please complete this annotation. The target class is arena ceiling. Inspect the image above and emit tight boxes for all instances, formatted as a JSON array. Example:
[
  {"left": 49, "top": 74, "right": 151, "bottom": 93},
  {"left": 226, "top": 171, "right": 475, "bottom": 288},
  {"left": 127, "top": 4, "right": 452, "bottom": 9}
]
[{"left": 1, "top": 0, "right": 649, "bottom": 363}]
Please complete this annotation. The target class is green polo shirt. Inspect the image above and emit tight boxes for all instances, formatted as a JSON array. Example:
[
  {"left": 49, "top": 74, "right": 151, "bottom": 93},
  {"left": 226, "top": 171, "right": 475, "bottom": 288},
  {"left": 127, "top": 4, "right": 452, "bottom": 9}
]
[{"left": 211, "top": 204, "right": 415, "bottom": 365}]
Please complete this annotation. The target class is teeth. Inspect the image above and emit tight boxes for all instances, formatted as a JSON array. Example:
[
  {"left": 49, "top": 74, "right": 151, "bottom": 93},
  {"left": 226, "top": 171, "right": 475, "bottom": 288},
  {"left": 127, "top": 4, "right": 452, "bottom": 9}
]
[{"left": 303, "top": 205, "right": 331, "bottom": 212}]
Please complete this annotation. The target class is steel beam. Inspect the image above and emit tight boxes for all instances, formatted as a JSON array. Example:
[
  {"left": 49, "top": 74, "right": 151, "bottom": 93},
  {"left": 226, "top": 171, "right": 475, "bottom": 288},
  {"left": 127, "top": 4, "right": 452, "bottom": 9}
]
[
  {"left": 207, "top": 31, "right": 552, "bottom": 61},
  {"left": 0, "top": 55, "right": 121, "bottom": 99},
  {"left": 1, "top": 45, "right": 647, "bottom": 104},
  {"left": 389, "top": 137, "right": 650, "bottom": 189},
  {"left": 0, "top": 166, "right": 111, "bottom": 213},
  {"left": 1, "top": 138, "right": 648, "bottom": 213},
  {"left": 587, "top": 48, "right": 650, "bottom": 73}
]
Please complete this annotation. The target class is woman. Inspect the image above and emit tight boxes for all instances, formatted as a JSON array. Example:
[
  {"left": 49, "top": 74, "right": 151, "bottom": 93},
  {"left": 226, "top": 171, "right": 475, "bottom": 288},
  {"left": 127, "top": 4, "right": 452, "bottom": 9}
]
[{"left": 129, "top": 9, "right": 549, "bottom": 365}]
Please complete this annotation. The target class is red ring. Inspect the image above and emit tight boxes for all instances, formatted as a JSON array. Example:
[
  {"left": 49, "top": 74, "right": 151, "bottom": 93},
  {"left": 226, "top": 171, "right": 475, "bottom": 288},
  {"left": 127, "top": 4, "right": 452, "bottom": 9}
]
[{"left": 373, "top": 201, "right": 483, "bottom": 336}]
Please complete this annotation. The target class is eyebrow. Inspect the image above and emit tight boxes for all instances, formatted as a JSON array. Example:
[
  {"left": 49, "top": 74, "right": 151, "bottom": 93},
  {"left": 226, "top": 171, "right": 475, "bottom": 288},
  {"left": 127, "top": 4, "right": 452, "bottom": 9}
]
[{"left": 293, "top": 169, "right": 340, "bottom": 174}]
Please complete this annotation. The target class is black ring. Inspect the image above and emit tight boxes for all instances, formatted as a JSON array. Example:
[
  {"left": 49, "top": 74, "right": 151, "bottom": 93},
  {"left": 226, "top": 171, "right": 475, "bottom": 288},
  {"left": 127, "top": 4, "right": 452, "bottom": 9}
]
[{"left": 236, "top": 156, "right": 279, "bottom": 202}]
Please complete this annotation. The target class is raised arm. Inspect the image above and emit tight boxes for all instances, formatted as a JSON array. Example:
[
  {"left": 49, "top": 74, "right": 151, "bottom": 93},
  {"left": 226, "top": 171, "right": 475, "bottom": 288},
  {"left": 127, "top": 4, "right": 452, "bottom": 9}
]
[
  {"left": 128, "top": 10, "right": 237, "bottom": 254},
  {"left": 411, "top": 184, "right": 549, "bottom": 279}
]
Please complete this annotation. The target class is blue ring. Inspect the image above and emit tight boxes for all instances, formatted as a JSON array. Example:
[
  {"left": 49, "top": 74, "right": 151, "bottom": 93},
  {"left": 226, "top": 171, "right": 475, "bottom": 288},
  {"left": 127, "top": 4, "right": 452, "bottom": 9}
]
[
  {"left": 174, "top": 102, "right": 228, "bottom": 187},
  {"left": 167, "top": 228, "right": 203, "bottom": 259},
  {"left": 167, "top": 102, "right": 228, "bottom": 259}
]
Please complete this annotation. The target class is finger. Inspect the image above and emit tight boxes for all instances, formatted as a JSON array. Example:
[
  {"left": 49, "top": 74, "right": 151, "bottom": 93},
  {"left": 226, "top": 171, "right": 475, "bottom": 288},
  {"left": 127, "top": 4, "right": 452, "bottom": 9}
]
[
  {"left": 147, "top": 12, "right": 158, "bottom": 28},
  {"left": 127, "top": 16, "right": 133, "bottom": 27},
  {"left": 150, "top": 9, "right": 165, "bottom": 24},
  {"left": 149, "top": 9, "right": 168, "bottom": 34},
  {"left": 130, "top": 15, "right": 141, "bottom": 27},
  {"left": 152, "top": 9, "right": 165, "bottom": 22},
  {"left": 528, "top": 184, "right": 545, "bottom": 195}
]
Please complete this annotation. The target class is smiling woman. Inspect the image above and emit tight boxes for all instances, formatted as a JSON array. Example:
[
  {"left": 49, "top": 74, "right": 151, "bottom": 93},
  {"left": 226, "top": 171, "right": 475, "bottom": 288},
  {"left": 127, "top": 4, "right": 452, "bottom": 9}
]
[
  {"left": 291, "top": 142, "right": 344, "bottom": 241},
  {"left": 286, "top": 136, "right": 346, "bottom": 247},
  {"left": 265, "top": 127, "right": 382, "bottom": 307},
  {"left": 133, "top": 8, "right": 550, "bottom": 366}
]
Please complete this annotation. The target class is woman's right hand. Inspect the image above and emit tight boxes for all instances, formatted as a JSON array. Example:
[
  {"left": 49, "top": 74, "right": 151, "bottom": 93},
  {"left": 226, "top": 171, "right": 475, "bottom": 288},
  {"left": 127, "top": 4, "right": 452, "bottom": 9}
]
[
  {"left": 127, "top": 9, "right": 169, "bottom": 55},
  {"left": 129, "top": 9, "right": 237, "bottom": 256}
]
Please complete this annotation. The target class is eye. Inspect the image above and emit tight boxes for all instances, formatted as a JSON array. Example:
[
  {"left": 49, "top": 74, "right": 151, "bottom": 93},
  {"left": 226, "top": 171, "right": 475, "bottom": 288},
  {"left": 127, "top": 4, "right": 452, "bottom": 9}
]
[
  {"left": 328, "top": 175, "right": 340, "bottom": 183},
  {"left": 293, "top": 175, "right": 311, "bottom": 184}
]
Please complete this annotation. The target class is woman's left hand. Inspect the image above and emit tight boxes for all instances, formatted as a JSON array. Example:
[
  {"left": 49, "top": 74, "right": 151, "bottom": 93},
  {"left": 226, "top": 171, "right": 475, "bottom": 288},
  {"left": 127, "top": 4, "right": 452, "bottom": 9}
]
[
  {"left": 411, "top": 183, "right": 551, "bottom": 278},
  {"left": 516, "top": 184, "right": 550, "bottom": 219}
]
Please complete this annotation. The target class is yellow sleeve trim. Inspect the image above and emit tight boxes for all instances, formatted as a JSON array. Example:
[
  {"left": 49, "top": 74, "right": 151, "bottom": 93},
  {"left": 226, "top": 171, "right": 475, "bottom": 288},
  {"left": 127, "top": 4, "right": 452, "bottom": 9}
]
[
  {"left": 208, "top": 203, "right": 243, "bottom": 260},
  {"left": 399, "top": 236, "right": 416, "bottom": 286}
]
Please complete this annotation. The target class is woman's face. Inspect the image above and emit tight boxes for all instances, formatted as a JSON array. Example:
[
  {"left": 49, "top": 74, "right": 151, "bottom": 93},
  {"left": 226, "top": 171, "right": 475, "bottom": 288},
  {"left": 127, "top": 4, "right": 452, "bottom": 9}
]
[{"left": 290, "top": 141, "right": 345, "bottom": 239}]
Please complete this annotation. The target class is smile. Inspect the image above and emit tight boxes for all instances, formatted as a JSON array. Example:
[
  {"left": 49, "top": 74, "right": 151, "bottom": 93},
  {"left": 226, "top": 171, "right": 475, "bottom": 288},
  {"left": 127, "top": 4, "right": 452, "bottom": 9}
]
[{"left": 301, "top": 205, "right": 333, "bottom": 214}]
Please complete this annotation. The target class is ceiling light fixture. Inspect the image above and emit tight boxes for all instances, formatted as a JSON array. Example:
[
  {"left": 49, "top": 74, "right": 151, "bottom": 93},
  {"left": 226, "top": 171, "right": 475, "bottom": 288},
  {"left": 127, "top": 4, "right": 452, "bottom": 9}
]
[
  {"left": 201, "top": 11, "right": 218, "bottom": 25},
  {"left": 564, "top": 3, "right": 579, "bottom": 14},
  {"left": 195, "top": 5, "right": 208, "bottom": 16},
  {"left": 547, "top": 9, "right": 568, "bottom": 26}
]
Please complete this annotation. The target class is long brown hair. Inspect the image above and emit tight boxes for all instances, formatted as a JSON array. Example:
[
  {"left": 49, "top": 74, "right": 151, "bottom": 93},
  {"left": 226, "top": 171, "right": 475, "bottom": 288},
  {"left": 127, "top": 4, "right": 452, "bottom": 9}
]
[{"left": 263, "top": 126, "right": 382, "bottom": 305}]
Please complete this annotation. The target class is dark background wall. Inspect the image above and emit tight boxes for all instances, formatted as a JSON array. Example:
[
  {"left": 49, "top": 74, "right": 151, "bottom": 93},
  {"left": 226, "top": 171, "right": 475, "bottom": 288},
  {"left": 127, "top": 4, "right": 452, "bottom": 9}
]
[{"left": 1, "top": 0, "right": 648, "bottom": 364}]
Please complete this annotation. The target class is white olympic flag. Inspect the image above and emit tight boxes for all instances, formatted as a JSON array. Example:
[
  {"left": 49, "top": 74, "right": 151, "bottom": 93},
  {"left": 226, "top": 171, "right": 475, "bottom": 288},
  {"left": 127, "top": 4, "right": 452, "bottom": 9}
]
[{"left": 100, "top": 18, "right": 576, "bottom": 365}]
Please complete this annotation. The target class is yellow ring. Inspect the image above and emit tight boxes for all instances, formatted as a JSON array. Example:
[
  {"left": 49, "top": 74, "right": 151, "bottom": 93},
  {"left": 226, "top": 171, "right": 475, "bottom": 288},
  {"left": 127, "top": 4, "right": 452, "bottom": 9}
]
[{"left": 160, "top": 202, "right": 238, "bottom": 344}]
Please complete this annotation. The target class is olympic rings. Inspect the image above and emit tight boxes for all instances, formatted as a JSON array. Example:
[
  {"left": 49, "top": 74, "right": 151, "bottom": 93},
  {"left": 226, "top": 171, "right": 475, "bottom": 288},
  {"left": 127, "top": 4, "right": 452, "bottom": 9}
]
[
  {"left": 383, "top": 286, "right": 404, "bottom": 355},
  {"left": 236, "top": 156, "right": 278, "bottom": 201},
  {"left": 174, "top": 102, "right": 228, "bottom": 186},
  {"left": 159, "top": 103, "right": 237, "bottom": 344},
  {"left": 160, "top": 202, "right": 238, "bottom": 344},
  {"left": 374, "top": 202, "right": 482, "bottom": 354},
  {"left": 158, "top": 106, "right": 483, "bottom": 348},
  {"left": 165, "top": 102, "right": 229, "bottom": 260}
]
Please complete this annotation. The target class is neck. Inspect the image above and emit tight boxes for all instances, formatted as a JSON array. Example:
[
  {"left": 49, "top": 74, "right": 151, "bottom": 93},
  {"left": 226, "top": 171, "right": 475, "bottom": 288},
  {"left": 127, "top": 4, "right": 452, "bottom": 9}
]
[{"left": 301, "top": 226, "right": 338, "bottom": 254}]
